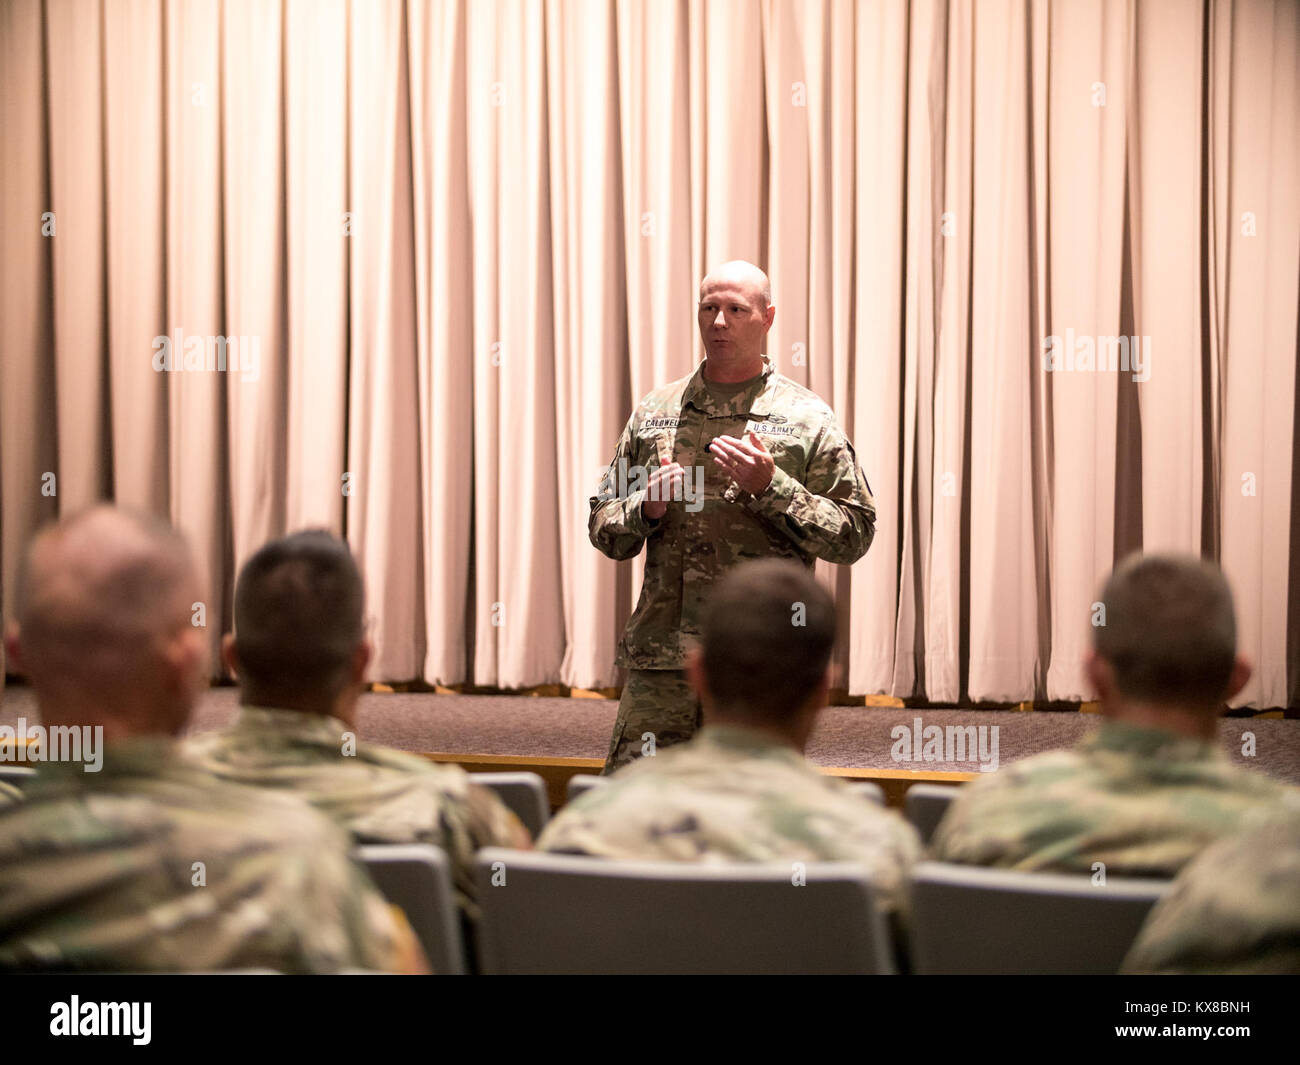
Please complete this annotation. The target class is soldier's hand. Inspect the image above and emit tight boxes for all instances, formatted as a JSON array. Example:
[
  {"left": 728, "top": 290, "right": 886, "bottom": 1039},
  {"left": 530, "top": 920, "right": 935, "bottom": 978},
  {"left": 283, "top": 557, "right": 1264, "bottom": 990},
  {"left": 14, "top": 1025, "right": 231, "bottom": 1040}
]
[
  {"left": 709, "top": 431, "right": 774, "bottom": 496},
  {"left": 643, "top": 459, "right": 684, "bottom": 520}
]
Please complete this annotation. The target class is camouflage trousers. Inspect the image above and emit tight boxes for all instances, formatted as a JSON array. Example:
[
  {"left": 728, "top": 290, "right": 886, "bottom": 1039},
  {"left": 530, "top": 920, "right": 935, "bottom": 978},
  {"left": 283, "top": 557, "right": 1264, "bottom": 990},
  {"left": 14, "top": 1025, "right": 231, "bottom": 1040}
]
[{"left": 602, "top": 669, "right": 703, "bottom": 775}]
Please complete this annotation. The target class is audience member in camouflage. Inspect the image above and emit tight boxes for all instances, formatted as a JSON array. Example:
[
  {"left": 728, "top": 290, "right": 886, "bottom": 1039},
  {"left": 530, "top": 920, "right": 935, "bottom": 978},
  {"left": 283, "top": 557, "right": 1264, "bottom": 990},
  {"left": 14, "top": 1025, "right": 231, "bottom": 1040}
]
[
  {"left": 1122, "top": 803, "right": 1300, "bottom": 974},
  {"left": 930, "top": 719, "right": 1291, "bottom": 876},
  {"left": 187, "top": 704, "right": 531, "bottom": 920},
  {"left": 592, "top": 261, "right": 876, "bottom": 772},
  {"left": 931, "top": 554, "right": 1295, "bottom": 878},
  {"left": 540, "top": 560, "right": 920, "bottom": 930},
  {"left": 0, "top": 506, "right": 423, "bottom": 973},
  {"left": 0, "top": 737, "right": 418, "bottom": 972},
  {"left": 184, "top": 530, "right": 531, "bottom": 924}
]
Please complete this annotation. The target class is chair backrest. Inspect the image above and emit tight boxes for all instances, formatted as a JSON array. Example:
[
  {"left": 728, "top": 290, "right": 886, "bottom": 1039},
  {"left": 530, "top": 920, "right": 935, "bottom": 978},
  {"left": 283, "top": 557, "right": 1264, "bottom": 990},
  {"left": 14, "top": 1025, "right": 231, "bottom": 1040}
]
[
  {"left": 909, "top": 861, "right": 1170, "bottom": 974},
  {"left": 845, "top": 780, "right": 885, "bottom": 806},
  {"left": 565, "top": 773, "right": 605, "bottom": 804},
  {"left": 470, "top": 772, "right": 549, "bottom": 838},
  {"left": 473, "top": 848, "right": 896, "bottom": 974},
  {"left": 0, "top": 765, "right": 37, "bottom": 786},
  {"left": 353, "top": 844, "right": 466, "bottom": 975},
  {"left": 904, "top": 783, "right": 960, "bottom": 844}
]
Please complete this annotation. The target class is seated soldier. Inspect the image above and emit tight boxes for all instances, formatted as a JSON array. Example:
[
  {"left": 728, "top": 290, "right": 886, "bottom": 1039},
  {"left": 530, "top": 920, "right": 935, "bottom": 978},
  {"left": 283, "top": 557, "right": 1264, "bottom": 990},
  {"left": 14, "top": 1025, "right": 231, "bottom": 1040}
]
[
  {"left": 0, "top": 506, "right": 422, "bottom": 973},
  {"left": 1122, "top": 802, "right": 1300, "bottom": 974},
  {"left": 931, "top": 553, "right": 1295, "bottom": 877},
  {"left": 537, "top": 558, "right": 920, "bottom": 931},
  {"left": 185, "top": 530, "right": 531, "bottom": 929}
]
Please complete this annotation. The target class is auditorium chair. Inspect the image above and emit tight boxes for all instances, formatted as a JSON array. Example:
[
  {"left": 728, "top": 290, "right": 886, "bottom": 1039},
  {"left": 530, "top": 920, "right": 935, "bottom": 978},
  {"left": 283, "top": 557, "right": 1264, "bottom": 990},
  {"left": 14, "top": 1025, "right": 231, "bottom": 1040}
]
[
  {"left": 0, "top": 766, "right": 36, "bottom": 786},
  {"left": 473, "top": 848, "right": 898, "bottom": 974},
  {"left": 470, "top": 771, "right": 549, "bottom": 837},
  {"left": 908, "top": 861, "right": 1170, "bottom": 974},
  {"left": 353, "top": 844, "right": 467, "bottom": 975},
  {"left": 565, "top": 773, "right": 885, "bottom": 807},
  {"left": 566, "top": 773, "right": 603, "bottom": 803},
  {"left": 903, "top": 783, "right": 960, "bottom": 844}
]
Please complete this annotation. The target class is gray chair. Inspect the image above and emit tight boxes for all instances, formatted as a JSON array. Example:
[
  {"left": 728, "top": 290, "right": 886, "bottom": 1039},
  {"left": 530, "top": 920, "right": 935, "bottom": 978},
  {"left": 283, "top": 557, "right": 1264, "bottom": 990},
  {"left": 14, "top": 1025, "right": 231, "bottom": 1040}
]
[
  {"left": 565, "top": 773, "right": 605, "bottom": 804},
  {"left": 0, "top": 765, "right": 37, "bottom": 786},
  {"left": 473, "top": 848, "right": 897, "bottom": 974},
  {"left": 471, "top": 771, "right": 549, "bottom": 837},
  {"left": 353, "top": 844, "right": 466, "bottom": 975},
  {"left": 904, "top": 783, "right": 960, "bottom": 844},
  {"left": 845, "top": 780, "right": 886, "bottom": 806},
  {"left": 909, "top": 861, "right": 1170, "bottom": 974}
]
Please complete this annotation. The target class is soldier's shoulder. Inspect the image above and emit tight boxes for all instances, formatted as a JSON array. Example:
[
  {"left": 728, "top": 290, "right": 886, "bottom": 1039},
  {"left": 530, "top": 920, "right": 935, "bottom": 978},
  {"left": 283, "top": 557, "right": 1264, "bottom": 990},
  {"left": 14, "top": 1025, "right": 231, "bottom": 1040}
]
[{"left": 767, "top": 373, "right": 838, "bottom": 419}]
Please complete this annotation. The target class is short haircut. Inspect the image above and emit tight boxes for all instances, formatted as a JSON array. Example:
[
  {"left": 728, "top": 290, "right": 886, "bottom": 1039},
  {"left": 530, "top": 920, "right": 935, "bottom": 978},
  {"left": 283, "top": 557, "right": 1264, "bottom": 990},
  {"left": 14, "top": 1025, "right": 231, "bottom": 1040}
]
[
  {"left": 1093, "top": 553, "right": 1237, "bottom": 709},
  {"left": 14, "top": 506, "right": 195, "bottom": 689},
  {"left": 232, "top": 530, "right": 365, "bottom": 700},
  {"left": 700, "top": 559, "right": 836, "bottom": 724}
]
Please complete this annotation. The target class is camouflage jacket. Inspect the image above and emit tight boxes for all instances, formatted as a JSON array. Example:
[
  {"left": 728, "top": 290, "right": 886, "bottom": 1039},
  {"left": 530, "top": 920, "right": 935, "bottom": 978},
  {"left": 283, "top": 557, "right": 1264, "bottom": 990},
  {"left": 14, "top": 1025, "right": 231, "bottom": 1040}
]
[
  {"left": 537, "top": 725, "right": 920, "bottom": 921},
  {"left": 184, "top": 706, "right": 531, "bottom": 920},
  {"left": 590, "top": 357, "right": 876, "bottom": 668},
  {"left": 1122, "top": 802, "right": 1300, "bottom": 974},
  {"left": 930, "top": 719, "right": 1296, "bottom": 878},
  {"left": 0, "top": 736, "right": 416, "bottom": 972}
]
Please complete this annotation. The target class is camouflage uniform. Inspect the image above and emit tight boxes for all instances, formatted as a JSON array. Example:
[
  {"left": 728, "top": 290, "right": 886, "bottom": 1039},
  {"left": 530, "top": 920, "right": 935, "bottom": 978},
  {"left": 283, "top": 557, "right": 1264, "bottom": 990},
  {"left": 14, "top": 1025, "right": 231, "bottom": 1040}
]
[
  {"left": 538, "top": 724, "right": 920, "bottom": 924},
  {"left": 591, "top": 357, "right": 876, "bottom": 771},
  {"left": 0, "top": 736, "right": 419, "bottom": 972},
  {"left": 1122, "top": 802, "right": 1300, "bottom": 974},
  {"left": 930, "top": 720, "right": 1296, "bottom": 878},
  {"left": 184, "top": 705, "right": 532, "bottom": 923}
]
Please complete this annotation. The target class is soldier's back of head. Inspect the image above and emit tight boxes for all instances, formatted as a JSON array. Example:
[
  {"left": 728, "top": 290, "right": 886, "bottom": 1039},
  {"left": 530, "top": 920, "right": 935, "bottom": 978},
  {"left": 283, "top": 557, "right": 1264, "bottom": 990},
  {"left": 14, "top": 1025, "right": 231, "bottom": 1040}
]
[
  {"left": 0, "top": 507, "right": 416, "bottom": 973},
  {"left": 930, "top": 553, "right": 1292, "bottom": 877}
]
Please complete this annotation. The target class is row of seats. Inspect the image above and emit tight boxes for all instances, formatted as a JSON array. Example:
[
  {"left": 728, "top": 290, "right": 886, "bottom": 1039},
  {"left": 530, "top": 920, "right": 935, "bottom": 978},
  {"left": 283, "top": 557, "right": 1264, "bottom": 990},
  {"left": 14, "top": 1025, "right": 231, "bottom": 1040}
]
[
  {"left": 358, "top": 771, "right": 1162, "bottom": 975},
  {"left": 360, "top": 843, "right": 1168, "bottom": 975}
]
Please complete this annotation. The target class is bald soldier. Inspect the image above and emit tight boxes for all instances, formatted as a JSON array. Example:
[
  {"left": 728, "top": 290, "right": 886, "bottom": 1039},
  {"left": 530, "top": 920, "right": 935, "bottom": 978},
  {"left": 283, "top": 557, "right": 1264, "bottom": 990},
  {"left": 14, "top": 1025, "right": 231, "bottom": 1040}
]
[
  {"left": 540, "top": 560, "right": 920, "bottom": 932},
  {"left": 931, "top": 554, "right": 1296, "bottom": 877},
  {"left": 592, "top": 260, "right": 876, "bottom": 772},
  {"left": 0, "top": 507, "right": 423, "bottom": 973},
  {"left": 185, "top": 530, "right": 531, "bottom": 929}
]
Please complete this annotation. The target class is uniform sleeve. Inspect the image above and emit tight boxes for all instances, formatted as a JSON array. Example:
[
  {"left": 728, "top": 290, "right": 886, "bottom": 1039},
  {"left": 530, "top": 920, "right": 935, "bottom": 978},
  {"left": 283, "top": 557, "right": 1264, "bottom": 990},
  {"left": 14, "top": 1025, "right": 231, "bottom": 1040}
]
[
  {"left": 588, "top": 411, "right": 659, "bottom": 561},
  {"left": 742, "top": 416, "right": 876, "bottom": 565}
]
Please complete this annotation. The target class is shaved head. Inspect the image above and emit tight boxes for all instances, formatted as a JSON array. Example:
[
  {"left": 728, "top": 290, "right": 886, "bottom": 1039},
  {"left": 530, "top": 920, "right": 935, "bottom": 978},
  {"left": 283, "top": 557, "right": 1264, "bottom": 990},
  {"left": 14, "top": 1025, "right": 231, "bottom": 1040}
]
[
  {"left": 9, "top": 506, "right": 204, "bottom": 735},
  {"left": 700, "top": 260, "right": 771, "bottom": 308}
]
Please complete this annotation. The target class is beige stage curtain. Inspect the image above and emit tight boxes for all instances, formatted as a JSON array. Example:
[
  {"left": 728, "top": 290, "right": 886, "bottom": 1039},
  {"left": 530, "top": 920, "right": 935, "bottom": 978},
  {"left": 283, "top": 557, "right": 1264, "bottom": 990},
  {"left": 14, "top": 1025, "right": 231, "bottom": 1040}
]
[{"left": 1, "top": 0, "right": 1297, "bottom": 707}]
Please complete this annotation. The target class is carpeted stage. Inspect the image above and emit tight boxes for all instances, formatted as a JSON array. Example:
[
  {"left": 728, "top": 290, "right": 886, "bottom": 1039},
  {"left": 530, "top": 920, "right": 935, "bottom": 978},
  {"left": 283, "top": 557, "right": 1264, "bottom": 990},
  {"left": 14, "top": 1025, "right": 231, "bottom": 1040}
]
[{"left": 4, "top": 684, "right": 1297, "bottom": 809}]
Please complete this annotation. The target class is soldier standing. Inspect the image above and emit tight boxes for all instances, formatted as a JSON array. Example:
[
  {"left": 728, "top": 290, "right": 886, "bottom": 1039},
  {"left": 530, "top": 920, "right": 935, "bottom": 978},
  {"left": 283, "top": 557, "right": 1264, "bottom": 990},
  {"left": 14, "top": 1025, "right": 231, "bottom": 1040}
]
[{"left": 591, "top": 260, "right": 876, "bottom": 773}]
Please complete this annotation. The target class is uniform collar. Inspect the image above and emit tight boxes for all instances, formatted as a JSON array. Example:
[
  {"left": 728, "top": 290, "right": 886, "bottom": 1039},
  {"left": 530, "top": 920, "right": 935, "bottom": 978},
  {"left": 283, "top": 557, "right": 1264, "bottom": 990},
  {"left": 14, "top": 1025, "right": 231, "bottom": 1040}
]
[
  {"left": 1081, "top": 719, "right": 1217, "bottom": 761},
  {"left": 683, "top": 356, "right": 777, "bottom": 416},
  {"left": 235, "top": 704, "right": 353, "bottom": 745},
  {"left": 695, "top": 723, "right": 805, "bottom": 765}
]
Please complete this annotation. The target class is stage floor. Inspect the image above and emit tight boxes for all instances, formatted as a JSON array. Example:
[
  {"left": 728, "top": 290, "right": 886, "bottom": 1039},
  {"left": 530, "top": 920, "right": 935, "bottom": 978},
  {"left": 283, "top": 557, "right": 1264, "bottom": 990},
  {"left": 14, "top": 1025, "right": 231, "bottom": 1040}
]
[{"left": 3, "top": 684, "right": 1297, "bottom": 785}]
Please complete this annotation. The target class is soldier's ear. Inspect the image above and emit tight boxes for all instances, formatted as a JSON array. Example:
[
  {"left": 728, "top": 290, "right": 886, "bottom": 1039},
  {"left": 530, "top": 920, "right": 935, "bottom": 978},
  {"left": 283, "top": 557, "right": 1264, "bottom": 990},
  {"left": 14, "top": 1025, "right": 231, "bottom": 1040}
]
[
  {"left": 1084, "top": 650, "right": 1115, "bottom": 703},
  {"left": 1223, "top": 654, "right": 1252, "bottom": 703},
  {"left": 764, "top": 303, "right": 776, "bottom": 331},
  {"left": 3, "top": 621, "right": 24, "bottom": 678},
  {"left": 221, "top": 632, "right": 239, "bottom": 678},
  {"left": 351, "top": 639, "right": 373, "bottom": 686},
  {"left": 685, "top": 646, "right": 708, "bottom": 704}
]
